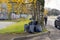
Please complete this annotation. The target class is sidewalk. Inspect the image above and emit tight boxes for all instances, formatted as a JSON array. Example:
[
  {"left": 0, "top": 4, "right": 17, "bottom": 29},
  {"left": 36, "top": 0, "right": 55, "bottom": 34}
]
[{"left": 0, "top": 22, "right": 15, "bottom": 29}]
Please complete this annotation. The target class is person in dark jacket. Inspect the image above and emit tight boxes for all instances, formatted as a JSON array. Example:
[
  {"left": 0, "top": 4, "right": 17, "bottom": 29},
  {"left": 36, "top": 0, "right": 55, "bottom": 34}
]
[{"left": 44, "top": 15, "right": 48, "bottom": 26}]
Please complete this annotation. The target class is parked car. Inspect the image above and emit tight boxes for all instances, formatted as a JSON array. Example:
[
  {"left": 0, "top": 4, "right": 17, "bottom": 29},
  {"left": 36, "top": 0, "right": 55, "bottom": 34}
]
[{"left": 54, "top": 15, "right": 60, "bottom": 29}]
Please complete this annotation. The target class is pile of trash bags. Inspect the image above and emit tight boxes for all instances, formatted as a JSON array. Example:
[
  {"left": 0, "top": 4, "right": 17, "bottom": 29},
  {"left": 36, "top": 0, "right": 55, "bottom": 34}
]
[{"left": 24, "top": 21, "right": 42, "bottom": 33}]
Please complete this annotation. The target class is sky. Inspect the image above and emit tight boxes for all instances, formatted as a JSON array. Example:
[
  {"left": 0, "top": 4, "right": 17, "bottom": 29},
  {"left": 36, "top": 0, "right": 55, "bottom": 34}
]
[{"left": 45, "top": 0, "right": 60, "bottom": 10}]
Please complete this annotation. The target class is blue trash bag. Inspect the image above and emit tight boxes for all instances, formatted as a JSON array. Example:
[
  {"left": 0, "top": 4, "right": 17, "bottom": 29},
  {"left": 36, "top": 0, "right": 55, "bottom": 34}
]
[
  {"left": 35, "top": 24, "right": 42, "bottom": 32},
  {"left": 32, "top": 21, "right": 38, "bottom": 25},
  {"left": 28, "top": 25, "right": 35, "bottom": 33},
  {"left": 24, "top": 24, "right": 29, "bottom": 32}
]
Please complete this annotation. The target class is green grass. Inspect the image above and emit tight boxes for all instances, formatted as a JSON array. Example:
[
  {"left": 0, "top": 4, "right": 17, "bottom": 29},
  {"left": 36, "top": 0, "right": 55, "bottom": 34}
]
[
  {"left": 0, "top": 19, "right": 48, "bottom": 34},
  {"left": 0, "top": 20, "right": 31, "bottom": 34}
]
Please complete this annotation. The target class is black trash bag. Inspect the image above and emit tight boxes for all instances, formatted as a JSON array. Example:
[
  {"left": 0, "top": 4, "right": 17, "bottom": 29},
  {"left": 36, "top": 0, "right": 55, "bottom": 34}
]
[
  {"left": 24, "top": 24, "right": 29, "bottom": 32},
  {"left": 35, "top": 24, "right": 42, "bottom": 32},
  {"left": 29, "top": 21, "right": 38, "bottom": 25},
  {"left": 34, "top": 26, "right": 36, "bottom": 32},
  {"left": 32, "top": 21, "right": 38, "bottom": 25}
]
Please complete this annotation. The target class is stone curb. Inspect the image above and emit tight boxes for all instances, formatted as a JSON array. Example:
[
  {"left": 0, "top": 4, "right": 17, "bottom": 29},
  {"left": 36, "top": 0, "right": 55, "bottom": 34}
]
[{"left": 12, "top": 31, "right": 50, "bottom": 40}]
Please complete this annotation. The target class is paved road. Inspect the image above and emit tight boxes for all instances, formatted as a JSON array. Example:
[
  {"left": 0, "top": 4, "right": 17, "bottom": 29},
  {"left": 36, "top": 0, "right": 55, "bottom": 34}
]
[
  {"left": 0, "top": 22, "right": 15, "bottom": 29},
  {"left": 26, "top": 16, "right": 60, "bottom": 40}
]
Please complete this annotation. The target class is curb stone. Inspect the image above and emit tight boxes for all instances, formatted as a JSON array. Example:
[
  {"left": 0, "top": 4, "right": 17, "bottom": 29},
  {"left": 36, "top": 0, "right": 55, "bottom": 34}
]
[{"left": 12, "top": 31, "right": 50, "bottom": 40}]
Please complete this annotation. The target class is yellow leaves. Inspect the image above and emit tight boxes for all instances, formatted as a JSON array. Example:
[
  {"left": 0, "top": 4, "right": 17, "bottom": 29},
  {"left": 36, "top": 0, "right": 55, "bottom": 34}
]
[
  {"left": 0, "top": 0, "right": 2, "bottom": 3},
  {"left": 17, "top": 0, "right": 24, "bottom": 3},
  {"left": 44, "top": 9, "right": 48, "bottom": 15},
  {"left": 18, "top": 0, "right": 22, "bottom": 2},
  {"left": 28, "top": 0, "right": 36, "bottom": 3},
  {"left": 29, "top": 0, "right": 33, "bottom": 3},
  {"left": 0, "top": 0, "right": 38, "bottom": 14},
  {"left": 22, "top": 0, "right": 25, "bottom": 3},
  {"left": 11, "top": 0, "right": 17, "bottom": 2},
  {"left": 33, "top": 0, "right": 36, "bottom": 3},
  {"left": 22, "top": 6, "right": 27, "bottom": 13},
  {"left": 7, "top": 4, "right": 12, "bottom": 13},
  {"left": 1, "top": 0, "right": 8, "bottom": 3}
]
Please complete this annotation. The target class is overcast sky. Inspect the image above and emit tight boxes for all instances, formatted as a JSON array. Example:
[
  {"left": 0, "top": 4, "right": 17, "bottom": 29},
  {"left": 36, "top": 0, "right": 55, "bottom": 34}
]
[{"left": 45, "top": 0, "right": 60, "bottom": 10}]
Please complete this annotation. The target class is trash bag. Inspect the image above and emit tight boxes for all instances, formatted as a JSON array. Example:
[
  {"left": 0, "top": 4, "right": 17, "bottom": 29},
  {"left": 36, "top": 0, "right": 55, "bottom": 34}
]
[
  {"left": 28, "top": 25, "right": 35, "bottom": 33},
  {"left": 24, "top": 24, "right": 29, "bottom": 32},
  {"left": 32, "top": 21, "right": 38, "bottom": 25},
  {"left": 24, "top": 21, "right": 42, "bottom": 33},
  {"left": 35, "top": 24, "right": 42, "bottom": 32},
  {"left": 34, "top": 25, "right": 36, "bottom": 32}
]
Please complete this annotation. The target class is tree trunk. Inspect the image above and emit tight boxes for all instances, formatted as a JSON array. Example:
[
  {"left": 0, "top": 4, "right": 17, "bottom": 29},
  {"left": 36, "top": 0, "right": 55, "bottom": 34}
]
[{"left": 36, "top": 1, "right": 41, "bottom": 23}]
